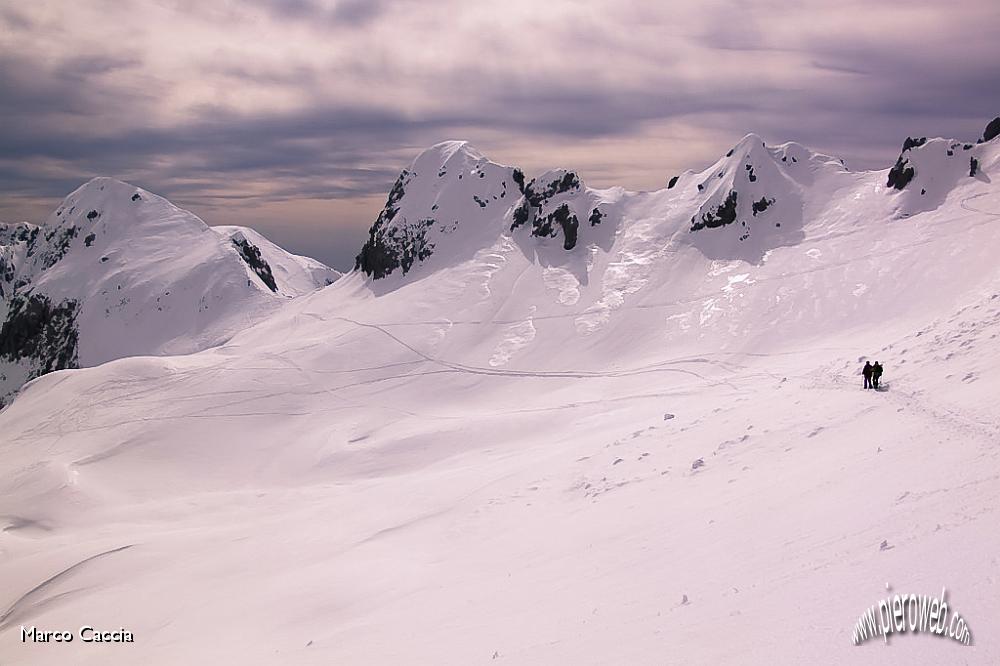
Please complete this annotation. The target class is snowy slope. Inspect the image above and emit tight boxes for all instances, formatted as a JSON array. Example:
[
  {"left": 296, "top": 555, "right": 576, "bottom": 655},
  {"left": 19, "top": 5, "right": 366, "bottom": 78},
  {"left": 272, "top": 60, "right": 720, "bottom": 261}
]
[
  {"left": 2, "top": 126, "right": 1000, "bottom": 664},
  {"left": 210, "top": 225, "right": 340, "bottom": 297},
  {"left": 0, "top": 178, "right": 339, "bottom": 404}
]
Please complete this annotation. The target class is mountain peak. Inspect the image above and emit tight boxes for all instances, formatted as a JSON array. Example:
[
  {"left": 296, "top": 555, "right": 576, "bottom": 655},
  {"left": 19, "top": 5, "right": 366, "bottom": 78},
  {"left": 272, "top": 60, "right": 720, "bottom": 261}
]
[
  {"left": 355, "top": 142, "right": 522, "bottom": 280},
  {"left": 67, "top": 177, "right": 150, "bottom": 210},
  {"left": 733, "top": 132, "right": 766, "bottom": 151},
  {"left": 409, "top": 141, "right": 489, "bottom": 175},
  {"left": 50, "top": 176, "right": 163, "bottom": 231},
  {"left": 421, "top": 139, "right": 482, "bottom": 160},
  {"left": 721, "top": 134, "right": 844, "bottom": 173},
  {"left": 80, "top": 175, "right": 132, "bottom": 189},
  {"left": 1, "top": 178, "right": 338, "bottom": 403}
]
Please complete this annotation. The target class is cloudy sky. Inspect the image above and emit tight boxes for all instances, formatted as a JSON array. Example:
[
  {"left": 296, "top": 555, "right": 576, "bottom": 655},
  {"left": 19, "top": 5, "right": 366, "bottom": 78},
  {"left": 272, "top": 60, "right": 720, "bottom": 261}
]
[{"left": 1, "top": 0, "right": 998, "bottom": 269}]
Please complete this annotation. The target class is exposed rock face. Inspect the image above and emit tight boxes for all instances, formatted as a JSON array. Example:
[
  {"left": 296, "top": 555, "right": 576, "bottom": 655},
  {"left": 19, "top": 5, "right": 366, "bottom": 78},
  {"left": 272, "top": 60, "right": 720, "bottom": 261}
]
[
  {"left": 0, "top": 222, "right": 39, "bottom": 246},
  {"left": 887, "top": 137, "right": 928, "bottom": 190},
  {"left": 0, "top": 292, "right": 80, "bottom": 406},
  {"left": 887, "top": 156, "right": 915, "bottom": 190},
  {"left": 0, "top": 224, "right": 37, "bottom": 297},
  {"left": 232, "top": 235, "right": 278, "bottom": 292},
  {"left": 355, "top": 170, "right": 418, "bottom": 279},
  {"left": 0, "top": 293, "right": 79, "bottom": 371},
  {"left": 983, "top": 117, "right": 1000, "bottom": 143},
  {"left": 521, "top": 171, "right": 581, "bottom": 211},
  {"left": 539, "top": 203, "right": 579, "bottom": 250},
  {"left": 902, "top": 136, "right": 927, "bottom": 152},
  {"left": 511, "top": 170, "right": 587, "bottom": 249},
  {"left": 691, "top": 191, "right": 738, "bottom": 231},
  {"left": 39, "top": 224, "right": 79, "bottom": 270},
  {"left": 752, "top": 196, "right": 775, "bottom": 216}
]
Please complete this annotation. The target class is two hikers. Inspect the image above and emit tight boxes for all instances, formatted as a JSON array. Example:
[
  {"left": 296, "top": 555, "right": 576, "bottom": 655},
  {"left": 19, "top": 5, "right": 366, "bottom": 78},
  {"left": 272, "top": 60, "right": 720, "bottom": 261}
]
[{"left": 862, "top": 361, "right": 884, "bottom": 390}]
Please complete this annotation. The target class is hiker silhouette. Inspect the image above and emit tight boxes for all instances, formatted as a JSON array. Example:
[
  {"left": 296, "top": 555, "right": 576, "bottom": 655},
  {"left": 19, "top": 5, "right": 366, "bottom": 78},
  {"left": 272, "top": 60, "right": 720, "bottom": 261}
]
[
  {"left": 862, "top": 361, "right": 873, "bottom": 390},
  {"left": 872, "top": 362, "right": 883, "bottom": 390}
]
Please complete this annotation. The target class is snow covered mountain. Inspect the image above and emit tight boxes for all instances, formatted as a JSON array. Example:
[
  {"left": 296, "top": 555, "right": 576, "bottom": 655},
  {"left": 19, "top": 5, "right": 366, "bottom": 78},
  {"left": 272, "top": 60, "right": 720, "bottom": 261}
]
[
  {"left": 355, "top": 134, "right": 858, "bottom": 293},
  {"left": 2, "top": 119, "right": 1000, "bottom": 664},
  {"left": 0, "top": 178, "right": 339, "bottom": 405},
  {"left": 886, "top": 135, "right": 996, "bottom": 217}
]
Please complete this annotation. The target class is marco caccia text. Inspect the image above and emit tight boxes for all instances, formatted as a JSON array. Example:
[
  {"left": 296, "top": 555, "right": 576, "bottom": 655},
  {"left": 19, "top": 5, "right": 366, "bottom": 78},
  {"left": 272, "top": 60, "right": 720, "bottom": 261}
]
[{"left": 21, "top": 625, "right": 134, "bottom": 643}]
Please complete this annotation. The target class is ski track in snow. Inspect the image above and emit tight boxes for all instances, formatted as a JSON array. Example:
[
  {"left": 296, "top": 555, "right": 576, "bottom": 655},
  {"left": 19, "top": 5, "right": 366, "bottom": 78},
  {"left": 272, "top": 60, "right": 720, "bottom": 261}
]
[{"left": 959, "top": 192, "right": 1000, "bottom": 217}]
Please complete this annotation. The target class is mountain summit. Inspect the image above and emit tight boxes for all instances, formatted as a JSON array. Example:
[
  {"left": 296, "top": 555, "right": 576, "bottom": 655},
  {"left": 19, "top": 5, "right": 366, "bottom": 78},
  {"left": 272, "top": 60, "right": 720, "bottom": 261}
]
[
  {"left": 0, "top": 177, "right": 338, "bottom": 404},
  {"left": 355, "top": 141, "right": 522, "bottom": 280}
]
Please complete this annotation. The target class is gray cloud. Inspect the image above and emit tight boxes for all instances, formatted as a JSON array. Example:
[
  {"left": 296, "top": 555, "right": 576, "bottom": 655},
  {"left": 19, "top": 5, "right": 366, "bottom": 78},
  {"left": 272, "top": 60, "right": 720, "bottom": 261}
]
[
  {"left": 54, "top": 54, "right": 142, "bottom": 80},
  {"left": 331, "top": 0, "right": 388, "bottom": 25},
  {"left": 247, "top": 0, "right": 391, "bottom": 26},
  {"left": 0, "top": 6, "right": 34, "bottom": 30}
]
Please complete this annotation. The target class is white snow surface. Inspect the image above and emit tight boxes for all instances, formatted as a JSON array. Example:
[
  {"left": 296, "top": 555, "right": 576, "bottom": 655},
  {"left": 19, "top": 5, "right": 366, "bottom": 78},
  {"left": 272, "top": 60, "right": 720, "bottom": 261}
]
[{"left": 2, "top": 136, "right": 1000, "bottom": 664}]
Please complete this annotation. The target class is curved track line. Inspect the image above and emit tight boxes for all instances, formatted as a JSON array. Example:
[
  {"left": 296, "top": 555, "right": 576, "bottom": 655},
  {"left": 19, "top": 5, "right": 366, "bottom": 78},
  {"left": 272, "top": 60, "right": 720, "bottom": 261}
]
[
  {"left": 960, "top": 192, "right": 1000, "bottom": 217},
  {"left": 0, "top": 544, "right": 134, "bottom": 629}
]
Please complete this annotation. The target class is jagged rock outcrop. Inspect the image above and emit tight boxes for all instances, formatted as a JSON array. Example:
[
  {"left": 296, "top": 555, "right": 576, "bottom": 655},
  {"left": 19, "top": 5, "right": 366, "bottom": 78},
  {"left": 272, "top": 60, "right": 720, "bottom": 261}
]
[
  {"left": 510, "top": 169, "right": 602, "bottom": 251},
  {"left": 0, "top": 293, "right": 79, "bottom": 371},
  {"left": 887, "top": 137, "right": 924, "bottom": 190},
  {"left": 230, "top": 234, "right": 278, "bottom": 292},
  {"left": 983, "top": 117, "right": 1000, "bottom": 143}
]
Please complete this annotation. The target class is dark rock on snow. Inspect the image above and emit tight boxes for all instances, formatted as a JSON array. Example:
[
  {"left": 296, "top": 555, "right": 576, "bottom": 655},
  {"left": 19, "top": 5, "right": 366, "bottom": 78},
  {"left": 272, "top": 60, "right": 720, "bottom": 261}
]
[
  {"left": 982, "top": 117, "right": 1000, "bottom": 142},
  {"left": 691, "top": 191, "right": 738, "bottom": 231},
  {"left": 0, "top": 293, "right": 80, "bottom": 376},
  {"left": 887, "top": 157, "right": 915, "bottom": 190},
  {"left": 231, "top": 236, "right": 278, "bottom": 292}
]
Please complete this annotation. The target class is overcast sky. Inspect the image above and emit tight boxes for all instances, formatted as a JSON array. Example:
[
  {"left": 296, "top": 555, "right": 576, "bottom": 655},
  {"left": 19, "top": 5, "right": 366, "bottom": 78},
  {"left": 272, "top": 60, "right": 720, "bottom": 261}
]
[{"left": 1, "top": 0, "right": 998, "bottom": 269}]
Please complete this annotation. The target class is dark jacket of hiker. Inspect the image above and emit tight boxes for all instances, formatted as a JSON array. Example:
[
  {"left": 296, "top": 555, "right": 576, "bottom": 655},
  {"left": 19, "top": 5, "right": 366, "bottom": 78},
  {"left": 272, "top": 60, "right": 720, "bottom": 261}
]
[
  {"left": 872, "top": 362, "right": 883, "bottom": 388},
  {"left": 863, "top": 362, "right": 873, "bottom": 389}
]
